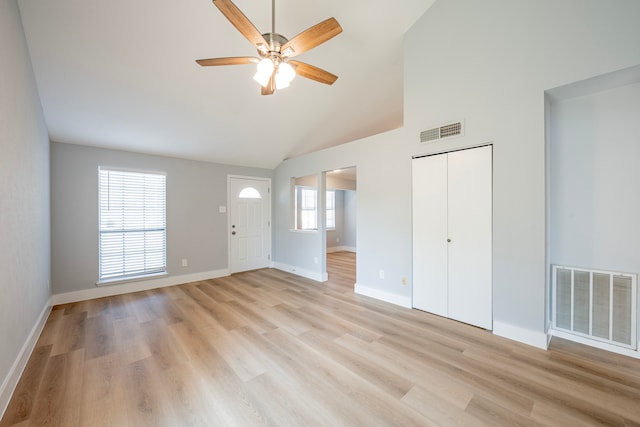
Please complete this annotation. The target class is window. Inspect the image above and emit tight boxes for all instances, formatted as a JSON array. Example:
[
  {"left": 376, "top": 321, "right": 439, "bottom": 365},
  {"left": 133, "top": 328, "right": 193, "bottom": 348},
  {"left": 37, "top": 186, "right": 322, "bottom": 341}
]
[
  {"left": 299, "top": 187, "right": 317, "bottom": 230},
  {"left": 294, "top": 187, "right": 335, "bottom": 230},
  {"left": 326, "top": 190, "right": 336, "bottom": 229},
  {"left": 98, "top": 168, "right": 166, "bottom": 282},
  {"left": 238, "top": 187, "right": 261, "bottom": 199}
]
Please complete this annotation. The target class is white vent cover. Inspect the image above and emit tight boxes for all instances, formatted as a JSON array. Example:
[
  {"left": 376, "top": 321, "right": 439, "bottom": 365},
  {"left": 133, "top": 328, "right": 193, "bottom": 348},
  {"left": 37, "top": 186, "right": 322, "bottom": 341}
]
[
  {"left": 552, "top": 265, "right": 637, "bottom": 350},
  {"left": 420, "top": 120, "right": 464, "bottom": 143}
]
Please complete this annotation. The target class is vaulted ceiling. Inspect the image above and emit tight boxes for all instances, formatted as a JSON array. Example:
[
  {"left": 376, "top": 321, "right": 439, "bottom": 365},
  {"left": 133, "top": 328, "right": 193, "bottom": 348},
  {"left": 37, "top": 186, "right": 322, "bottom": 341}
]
[{"left": 18, "top": 0, "right": 435, "bottom": 169}]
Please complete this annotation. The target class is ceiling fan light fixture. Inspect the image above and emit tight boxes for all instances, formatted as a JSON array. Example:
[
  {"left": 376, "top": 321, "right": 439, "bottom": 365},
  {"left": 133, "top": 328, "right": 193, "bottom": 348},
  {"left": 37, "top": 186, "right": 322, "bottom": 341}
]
[
  {"left": 278, "top": 62, "right": 296, "bottom": 82},
  {"left": 253, "top": 58, "right": 274, "bottom": 87},
  {"left": 198, "top": 0, "right": 343, "bottom": 95},
  {"left": 274, "top": 73, "right": 290, "bottom": 90}
]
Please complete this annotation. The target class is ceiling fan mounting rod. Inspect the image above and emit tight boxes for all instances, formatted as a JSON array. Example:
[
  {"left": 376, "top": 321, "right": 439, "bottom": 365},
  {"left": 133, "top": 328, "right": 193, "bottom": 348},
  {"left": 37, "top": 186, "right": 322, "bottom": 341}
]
[{"left": 271, "top": 0, "right": 275, "bottom": 34}]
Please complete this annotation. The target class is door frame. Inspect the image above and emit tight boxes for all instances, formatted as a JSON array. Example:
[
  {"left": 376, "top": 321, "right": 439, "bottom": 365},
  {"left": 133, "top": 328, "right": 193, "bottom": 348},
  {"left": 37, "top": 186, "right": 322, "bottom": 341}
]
[{"left": 227, "top": 175, "right": 272, "bottom": 274}]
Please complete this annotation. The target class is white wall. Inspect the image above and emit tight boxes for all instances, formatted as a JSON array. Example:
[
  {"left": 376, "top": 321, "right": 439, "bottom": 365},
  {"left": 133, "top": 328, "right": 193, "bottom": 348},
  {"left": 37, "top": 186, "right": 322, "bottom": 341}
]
[
  {"left": 550, "top": 82, "right": 640, "bottom": 274},
  {"left": 274, "top": 0, "right": 640, "bottom": 348},
  {"left": 0, "top": 0, "right": 51, "bottom": 414},
  {"left": 50, "top": 142, "right": 272, "bottom": 297}
]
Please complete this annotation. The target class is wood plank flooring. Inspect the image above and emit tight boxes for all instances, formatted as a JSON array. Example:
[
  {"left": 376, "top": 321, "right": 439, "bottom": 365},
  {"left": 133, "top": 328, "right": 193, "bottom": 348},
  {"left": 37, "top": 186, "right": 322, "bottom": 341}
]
[{"left": 2, "top": 251, "right": 640, "bottom": 426}]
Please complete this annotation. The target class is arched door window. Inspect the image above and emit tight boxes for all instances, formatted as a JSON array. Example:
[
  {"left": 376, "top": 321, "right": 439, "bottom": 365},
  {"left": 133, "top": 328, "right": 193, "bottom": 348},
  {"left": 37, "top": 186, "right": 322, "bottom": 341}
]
[{"left": 238, "top": 187, "right": 261, "bottom": 199}]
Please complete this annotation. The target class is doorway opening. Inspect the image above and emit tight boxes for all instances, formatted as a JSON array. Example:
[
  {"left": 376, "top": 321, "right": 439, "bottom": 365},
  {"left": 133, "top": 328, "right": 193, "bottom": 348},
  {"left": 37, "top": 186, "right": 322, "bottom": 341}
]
[{"left": 324, "top": 167, "right": 357, "bottom": 288}]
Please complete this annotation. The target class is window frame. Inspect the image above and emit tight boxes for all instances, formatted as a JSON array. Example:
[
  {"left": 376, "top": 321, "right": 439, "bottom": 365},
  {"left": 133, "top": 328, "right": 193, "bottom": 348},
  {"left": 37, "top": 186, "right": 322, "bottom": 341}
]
[
  {"left": 326, "top": 190, "right": 336, "bottom": 230},
  {"left": 97, "top": 166, "right": 167, "bottom": 285},
  {"left": 297, "top": 186, "right": 318, "bottom": 230}
]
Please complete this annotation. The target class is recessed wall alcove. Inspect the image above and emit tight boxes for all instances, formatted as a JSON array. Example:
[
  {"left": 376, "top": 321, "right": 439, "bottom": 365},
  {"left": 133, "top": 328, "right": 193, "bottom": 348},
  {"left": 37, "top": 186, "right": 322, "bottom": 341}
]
[{"left": 545, "top": 64, "right": 640, "bottom": 356}]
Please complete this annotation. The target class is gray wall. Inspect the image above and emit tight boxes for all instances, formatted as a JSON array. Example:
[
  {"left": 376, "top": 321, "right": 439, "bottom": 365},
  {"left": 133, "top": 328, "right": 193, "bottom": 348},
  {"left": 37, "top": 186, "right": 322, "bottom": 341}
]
[
  {"left": 51, "top": 142, "right": 272, "bottom": 294},
  {"left": 343, "top": 190, "right": 357, "bottom": 249},
  {"left": 327, "top": 190, "right": 357, "bottom": 250},
  {"left": 274, "top": 0, "right": 640, "bottom": 347},
  {"left": 0, "top": 0, "right": 51, "bottom": 406},
  {"left": 550, "top": 82, "right": 640, "bottom": 274},
  {"left": 326, "top": 190, "right": 345, "bottom": 249}
]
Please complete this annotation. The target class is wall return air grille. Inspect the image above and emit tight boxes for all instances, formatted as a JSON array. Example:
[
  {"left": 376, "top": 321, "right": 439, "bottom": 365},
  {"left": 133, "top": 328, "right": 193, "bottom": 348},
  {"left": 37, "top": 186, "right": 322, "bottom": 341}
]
[
  {"left": 420, "top": 120, "right": 464, "bottom": 143},
  {"left": 552, "top": 265, "right": 638, "bottom": 351}
]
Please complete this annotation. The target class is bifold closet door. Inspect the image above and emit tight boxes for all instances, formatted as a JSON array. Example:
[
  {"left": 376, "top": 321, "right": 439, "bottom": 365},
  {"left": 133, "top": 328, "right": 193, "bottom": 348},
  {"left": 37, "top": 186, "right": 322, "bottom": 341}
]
[
  {"left": 447, "top": 146, "right": 492, "bottom": 329},
  {"left": 412, "top": 153, "right": 448, "bottom": 317},
  {"left": 412, "top": 145, "right": 492, "bottom": 330}
]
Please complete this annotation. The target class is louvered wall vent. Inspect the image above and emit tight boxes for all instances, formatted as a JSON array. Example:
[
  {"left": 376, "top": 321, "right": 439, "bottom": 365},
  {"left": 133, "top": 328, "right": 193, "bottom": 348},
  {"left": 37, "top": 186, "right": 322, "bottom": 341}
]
[
  {"left": 552, "top": 265, "right": 638, "bottom": 350},
  {"left": 420, "top": 120, "right": 464, "bottom": 143}
]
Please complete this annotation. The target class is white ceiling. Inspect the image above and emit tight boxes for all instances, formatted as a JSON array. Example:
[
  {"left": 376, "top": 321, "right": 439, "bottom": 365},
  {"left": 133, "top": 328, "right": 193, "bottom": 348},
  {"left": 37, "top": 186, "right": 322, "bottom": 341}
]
[{"left": 18, "top": 0, "right": 435, "bottom": 169}]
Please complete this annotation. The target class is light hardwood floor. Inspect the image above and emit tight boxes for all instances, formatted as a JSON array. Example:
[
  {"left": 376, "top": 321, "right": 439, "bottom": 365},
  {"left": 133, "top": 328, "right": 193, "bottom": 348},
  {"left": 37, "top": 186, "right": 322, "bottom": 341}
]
[{"left": 2, "top": 251, "right": 640, "bottom": 426}]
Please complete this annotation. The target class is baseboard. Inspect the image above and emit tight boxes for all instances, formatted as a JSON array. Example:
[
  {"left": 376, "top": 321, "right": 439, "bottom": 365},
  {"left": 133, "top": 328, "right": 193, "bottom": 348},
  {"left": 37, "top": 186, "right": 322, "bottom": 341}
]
[
  {"left": 492, "top": 321, "right": 549, "bottom": 350},
  {"left": 0, "top": 298, "right": 51, "bottom": 419},
  {"left": 549, "top": 328, "right": 640, "bottom": 359},
  {"left": 354, "top": 283, "right": 412, "bottom": 308},
  {"left": 272, "top": 262, "right": 327, "bottom": 282},
  {"left": 327, "top": 246, "right": 356, "bottom": 253},
  {"left": 51, "top": 269, "right": 229, "bottom": 305}
]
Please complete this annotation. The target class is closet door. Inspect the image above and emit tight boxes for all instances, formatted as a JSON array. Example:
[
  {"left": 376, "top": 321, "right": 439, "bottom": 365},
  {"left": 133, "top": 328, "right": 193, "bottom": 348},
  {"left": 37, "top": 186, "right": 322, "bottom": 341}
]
[
  {"left": 412, "top": 154, "right": 448, "bottom": 317},
  {"left": 412, "top": 146, "right": 492, "bottom": 330},
  {"left": 447, "top": 146, "right": 492, "bottom": 330}
]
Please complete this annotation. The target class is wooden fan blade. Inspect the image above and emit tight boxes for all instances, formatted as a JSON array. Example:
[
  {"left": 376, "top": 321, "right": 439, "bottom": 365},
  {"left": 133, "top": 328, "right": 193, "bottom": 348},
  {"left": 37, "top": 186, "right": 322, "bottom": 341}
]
[
  {"left": 212, "top": 0, "right": 267, "bottom": 48},
  {"left": 281, "top": 18, "right": 342, "bottom": 58},
  {"left": 196, "top": 57, "right": 259, "bottom": 66},
  {"left": 289, "top": 60, "right": 338, "bottom": 85},
  {"left": 261, "top": 72, "right": 275, "bottom": 95}
]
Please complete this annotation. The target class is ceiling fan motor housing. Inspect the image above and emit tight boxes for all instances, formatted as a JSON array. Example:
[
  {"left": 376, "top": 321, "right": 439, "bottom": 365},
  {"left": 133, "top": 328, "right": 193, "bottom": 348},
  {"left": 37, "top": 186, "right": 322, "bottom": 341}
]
[{"left": 259, "top": 32, "right": 290, "bottom": 58}]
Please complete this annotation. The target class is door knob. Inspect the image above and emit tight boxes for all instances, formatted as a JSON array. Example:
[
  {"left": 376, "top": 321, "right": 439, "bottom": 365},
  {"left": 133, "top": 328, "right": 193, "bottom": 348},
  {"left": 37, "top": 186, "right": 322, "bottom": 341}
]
[
  {"left": 232, "top": 231, "right": 236, "bottom": 235},
  {"left": 447, "top": 238, "right": 451, "bottom": 242}
]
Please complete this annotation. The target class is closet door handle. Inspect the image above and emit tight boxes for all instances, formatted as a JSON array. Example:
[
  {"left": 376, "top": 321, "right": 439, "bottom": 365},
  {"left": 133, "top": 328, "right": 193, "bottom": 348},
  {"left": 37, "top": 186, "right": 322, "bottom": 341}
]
[{"left": 447, "top": 238, "right": 451, "bottom": 242}]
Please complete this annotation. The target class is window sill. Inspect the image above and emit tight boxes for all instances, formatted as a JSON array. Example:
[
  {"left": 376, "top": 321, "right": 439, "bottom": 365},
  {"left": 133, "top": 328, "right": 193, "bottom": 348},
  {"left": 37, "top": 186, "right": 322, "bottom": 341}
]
[
  {"left": 289, "top": 229, "right": 318, "bottom": 234},
  {"left": 96, "top": 271, "right": 168, "bottom": 287}
]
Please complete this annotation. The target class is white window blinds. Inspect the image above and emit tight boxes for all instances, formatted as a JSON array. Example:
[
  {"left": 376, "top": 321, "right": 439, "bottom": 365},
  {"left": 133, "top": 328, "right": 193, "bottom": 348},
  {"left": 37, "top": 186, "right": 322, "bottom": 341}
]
[
  {"left": 99, "top": 168, "right": 166, "bottom": 282},
  {"left": 326, "top": 190, "right": 336, "bottom": 229},
  {"left": 300, "top": 187, "right": 317, "bottom": 230}
]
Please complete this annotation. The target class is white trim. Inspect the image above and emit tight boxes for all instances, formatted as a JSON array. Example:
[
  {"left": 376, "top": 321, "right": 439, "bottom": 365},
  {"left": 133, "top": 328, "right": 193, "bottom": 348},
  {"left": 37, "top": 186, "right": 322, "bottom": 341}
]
[
  {"left": 272, "top": 262, "right": 327, "bottom": 282},
  {"left": 492, "top": 321, "right": 549, "bottom": 350},
  {"left": 52, "top": 269, "right": 229, "bottom": 305},
  {"left": 96, "top": 271, "right": 168, "bottom": 286},
  {"left": 1, "top": 299, "right": 51, "bottom": 419},
  {"left": 550, "top": 328, "right": 640, "bottom": 359},
  {"left": 327, "top": 246, "right": 356, "bottom": 253},
  {"left": 354, "top": 283, "right": 412, "bottom": 308}
]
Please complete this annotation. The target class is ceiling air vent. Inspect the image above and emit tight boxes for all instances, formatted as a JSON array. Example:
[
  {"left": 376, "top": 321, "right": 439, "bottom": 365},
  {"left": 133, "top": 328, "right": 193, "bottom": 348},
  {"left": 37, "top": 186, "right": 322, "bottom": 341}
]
[{"left": 420, "top": 120, "right": 464, "bottom": 143}]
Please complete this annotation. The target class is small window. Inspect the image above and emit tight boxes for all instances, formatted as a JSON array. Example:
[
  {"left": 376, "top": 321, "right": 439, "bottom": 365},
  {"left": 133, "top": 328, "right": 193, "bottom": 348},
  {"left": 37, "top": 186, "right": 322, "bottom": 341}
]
[
  {"left": 239, "top": 187, "right": 261, "bottom": 199},
  {"left": 98, "top": 168, "right": 166, "bottom": 282},
  {"left": 291, "top": 174, "right": 318, "bottom": 231},
  {"left": 299, "top": 187, "right": 317, "bottom": 230},
  {"left": 326, "top": 190, "right": 336, "bottom": 229}
]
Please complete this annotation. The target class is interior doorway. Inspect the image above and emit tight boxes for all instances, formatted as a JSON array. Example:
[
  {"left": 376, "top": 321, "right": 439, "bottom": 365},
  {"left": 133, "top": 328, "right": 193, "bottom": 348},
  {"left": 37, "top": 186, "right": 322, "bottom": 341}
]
[{"left": 324, "top": 167, "right": 357, "bottom": 286}]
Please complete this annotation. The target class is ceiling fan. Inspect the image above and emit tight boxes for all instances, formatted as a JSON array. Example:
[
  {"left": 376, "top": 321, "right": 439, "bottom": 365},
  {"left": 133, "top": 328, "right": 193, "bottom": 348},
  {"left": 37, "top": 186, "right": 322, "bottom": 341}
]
[{"left": 196, "top": 0, "right": 343, "bottom": 95}]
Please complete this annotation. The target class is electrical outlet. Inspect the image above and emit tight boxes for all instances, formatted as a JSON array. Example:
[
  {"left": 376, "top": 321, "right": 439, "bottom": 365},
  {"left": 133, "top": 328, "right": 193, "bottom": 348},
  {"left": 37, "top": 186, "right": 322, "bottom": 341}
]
[
  {"left": 379, "top": 270, "right": 385, "bottom": 279},
  {"left": 336, "top": 237, "right": 340, "bottom": 243},
  {"left": 181, "top": 258, "right": 188, "bottom": 267},
  {"left": 314, "top": 257, "right": 319, "bottom": 264},
  {"left": 402, "top": 277, "right": 407, "bottom": 285}
]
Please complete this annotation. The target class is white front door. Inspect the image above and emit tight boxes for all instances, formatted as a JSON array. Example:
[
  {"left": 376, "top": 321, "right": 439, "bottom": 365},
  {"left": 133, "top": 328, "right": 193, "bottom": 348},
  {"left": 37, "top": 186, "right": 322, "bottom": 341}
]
[{"left": 228, "top": 176, "right": 271, "bottom": 274}]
